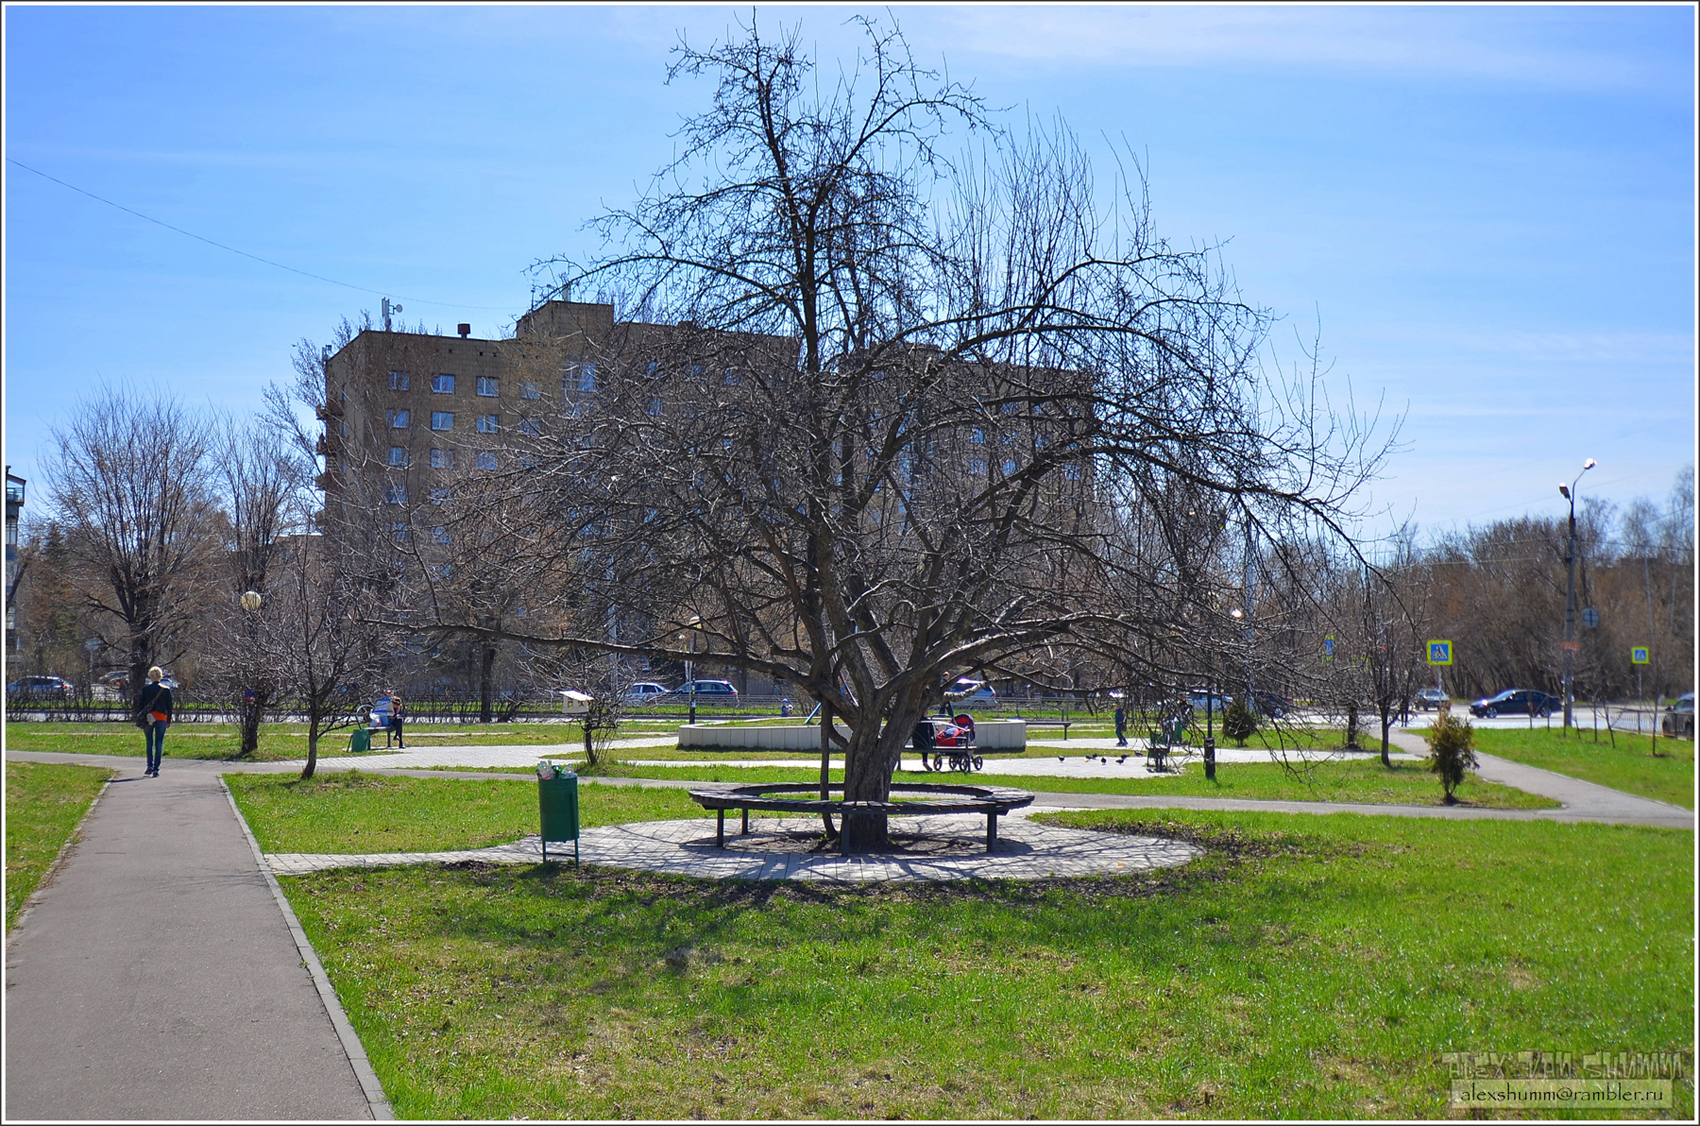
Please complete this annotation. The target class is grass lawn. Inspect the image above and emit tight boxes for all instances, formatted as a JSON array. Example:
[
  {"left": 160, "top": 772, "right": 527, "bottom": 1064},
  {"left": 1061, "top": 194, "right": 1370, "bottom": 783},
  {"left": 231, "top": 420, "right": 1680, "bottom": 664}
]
[
  {"left": 1427, "top": 726, "right": 1695, "bottom": 811},
  {"left": 0, "top": 720, "right": 681, "bottom": 762},
  {"left": 270, "top": 809, "right": 1694, "bottom": 1119},
  {"left": 224, "top": 772, "right": 708, "bottom": 854},
  {"left": 572, "top": 757, "right": 1556, "bottom": 809},
  {"left": 5, "top": 760, "right": 113, "bottom": 930}
]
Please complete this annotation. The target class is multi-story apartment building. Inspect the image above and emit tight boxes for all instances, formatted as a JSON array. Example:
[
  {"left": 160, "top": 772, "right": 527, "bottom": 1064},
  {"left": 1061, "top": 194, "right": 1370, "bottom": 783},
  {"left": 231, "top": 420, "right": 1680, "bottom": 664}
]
[{"left": 5, "top": 467, "right": 24, "bottom": 654}]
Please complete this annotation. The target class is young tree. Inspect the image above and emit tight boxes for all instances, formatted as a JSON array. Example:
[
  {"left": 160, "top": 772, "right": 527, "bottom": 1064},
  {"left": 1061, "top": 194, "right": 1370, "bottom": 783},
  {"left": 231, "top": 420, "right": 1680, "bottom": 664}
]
[
  {"left": 201, "top": 422, "right": 308, "bottom": 754},
  {"left": 44, "top": 388, "right": 220, "bottom": 695},
  {"left": 431, "top": 18, "right": 1392, "bottom": 848}
]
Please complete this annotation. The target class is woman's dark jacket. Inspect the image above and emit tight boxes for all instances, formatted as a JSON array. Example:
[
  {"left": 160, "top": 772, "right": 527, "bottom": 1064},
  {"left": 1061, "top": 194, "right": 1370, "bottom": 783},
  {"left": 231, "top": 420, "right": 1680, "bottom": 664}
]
[{"left": 136, "top": 682, "right": 174, "bottom": 722}]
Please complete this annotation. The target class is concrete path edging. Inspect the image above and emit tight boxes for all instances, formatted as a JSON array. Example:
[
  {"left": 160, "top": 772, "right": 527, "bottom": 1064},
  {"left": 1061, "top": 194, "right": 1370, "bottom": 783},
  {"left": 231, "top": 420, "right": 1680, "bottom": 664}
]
[{"left": 219, "top": 778, "right": 393, "bottom": 1121}]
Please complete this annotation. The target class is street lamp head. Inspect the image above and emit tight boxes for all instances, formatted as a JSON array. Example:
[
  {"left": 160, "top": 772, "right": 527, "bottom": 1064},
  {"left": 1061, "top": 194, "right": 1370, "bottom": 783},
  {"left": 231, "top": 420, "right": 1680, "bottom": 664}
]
[
  {"left": 1229, "top": 608, "right": 1244, "bottom": 619},
  {"left": 1583, "top": 458, "right": 1596, "bottom": 471},
  {"left": 240, "top": 590, "right": 263, "bottom": 612},
  {"left": 1558, "top": 483, "right": 1570, "bottom": 500}
]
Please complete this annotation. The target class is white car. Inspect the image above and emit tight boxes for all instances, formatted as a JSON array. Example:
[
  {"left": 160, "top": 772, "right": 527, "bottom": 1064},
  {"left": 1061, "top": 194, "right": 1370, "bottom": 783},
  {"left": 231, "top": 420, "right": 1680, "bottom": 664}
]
[
  {"left": 623, "top": 681, "right": 669, "bottom": 702},
  {"left": 947, "top": 678, "right": 998, "bottom": 702}
]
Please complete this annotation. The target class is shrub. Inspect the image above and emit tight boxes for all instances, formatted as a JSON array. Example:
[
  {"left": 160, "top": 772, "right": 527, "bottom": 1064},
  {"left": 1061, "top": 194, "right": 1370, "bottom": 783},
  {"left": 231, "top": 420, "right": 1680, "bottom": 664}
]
[
  {"left": 1222, "top": 698, "right": 1259, "bottom": 746},
  {"left": 1424, "top": 706, "right": 1479, "bottom": 804}
]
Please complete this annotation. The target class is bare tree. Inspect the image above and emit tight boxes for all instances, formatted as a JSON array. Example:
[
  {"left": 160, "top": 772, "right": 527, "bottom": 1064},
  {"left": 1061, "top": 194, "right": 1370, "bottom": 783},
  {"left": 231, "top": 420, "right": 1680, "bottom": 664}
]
[
  {"left": 403, "top": 18, "right": 1392, "bottom": 849},
  {"left": 263, "top": 520, "right": 386, "bottom": 780},
  {"left": 44, "top": 388, "right": 220, "bottom": 696}
]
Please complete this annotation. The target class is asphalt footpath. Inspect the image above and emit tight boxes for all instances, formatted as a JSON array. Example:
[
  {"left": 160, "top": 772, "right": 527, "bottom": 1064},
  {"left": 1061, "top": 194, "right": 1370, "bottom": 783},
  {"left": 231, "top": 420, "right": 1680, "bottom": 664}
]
[{"left": 4, "top": 757, "right": 381, "bottom": 1121}]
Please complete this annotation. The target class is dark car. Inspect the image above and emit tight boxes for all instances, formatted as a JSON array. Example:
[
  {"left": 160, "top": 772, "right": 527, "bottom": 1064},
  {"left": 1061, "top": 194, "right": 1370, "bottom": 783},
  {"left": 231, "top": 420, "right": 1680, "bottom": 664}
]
[
  {"left": 1662, "top": 692, "right": 1695, "bottom": 739},
  {"left": 7, "top": 675, "right": 73, "bottom": 700},
  {"left": 1413, "top": 687, "right": 1450, "bottom": 711},
  {"left": 1469, "top": 689, "right": 1559, "bottom": 719},
  {"left": 1252, "top": 690, "right": 1290, "bottom": 719}
]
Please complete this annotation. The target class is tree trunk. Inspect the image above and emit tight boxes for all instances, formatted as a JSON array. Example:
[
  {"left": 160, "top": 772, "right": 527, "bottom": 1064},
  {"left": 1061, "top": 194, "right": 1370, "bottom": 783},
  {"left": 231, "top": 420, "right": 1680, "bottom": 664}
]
[
  {"left": 301, "top": 719, "right": 319, "bottom": 781},
  {"left": 1379, "top": 704, "right": 1392, "bottom": 767},
  {"left": 241, "top": 702, "right": 262, "bottom": 756},
  {"left": 1345, "top": 701, "right": 1361, "bottom": 750},
  {"left": 818, "top": 701, "right": 836, "bottom": 838},
  {"left": 478, "top": 643, "right": 495, "bottom": 723}
]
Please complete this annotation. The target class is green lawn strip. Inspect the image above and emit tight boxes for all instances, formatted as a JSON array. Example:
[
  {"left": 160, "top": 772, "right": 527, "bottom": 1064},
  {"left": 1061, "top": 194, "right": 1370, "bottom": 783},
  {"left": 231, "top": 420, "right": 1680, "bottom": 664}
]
[
  {"left": 1418, "top": 726, "right": 1695, "bottom": 810},
  {"left": 3, "top": 721, "right": 400, "bottom": 761},
  {"left": 5, "top": 761, "right": 114, "bottom": 931},
  {"left": 276, "top": 811, "right": 1694, "bottom": 1119},
  {"left": 225, "top": 772, "right": 708, "bottom": 854},
  {"left": 575, "top": 758, "right": 1555, "bottom": 809}
]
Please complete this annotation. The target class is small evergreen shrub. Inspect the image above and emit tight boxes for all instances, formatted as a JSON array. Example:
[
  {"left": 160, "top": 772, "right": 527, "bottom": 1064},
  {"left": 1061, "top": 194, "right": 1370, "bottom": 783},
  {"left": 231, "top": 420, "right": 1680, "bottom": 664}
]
[
  {"left": 1223, "top": 698, "right": 1259, "bottom": 746},
  {"left": 1424, "top": 706, "right": 1479, "bottom": 804}
]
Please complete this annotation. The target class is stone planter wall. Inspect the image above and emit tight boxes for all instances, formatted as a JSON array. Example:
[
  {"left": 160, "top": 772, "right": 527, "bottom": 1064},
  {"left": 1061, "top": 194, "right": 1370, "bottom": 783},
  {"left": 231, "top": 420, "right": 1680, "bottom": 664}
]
[{"left": 676, "top": 718, "right": 1026, "bottom": 751}]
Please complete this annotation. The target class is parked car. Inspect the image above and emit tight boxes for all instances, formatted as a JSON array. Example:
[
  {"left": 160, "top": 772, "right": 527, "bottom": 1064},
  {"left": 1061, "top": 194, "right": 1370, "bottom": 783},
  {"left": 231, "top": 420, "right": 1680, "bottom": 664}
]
[
  {"left": 1413, "top": 687, "right": 1450, "bottom": 711},
  {"left": 1469, "top": 689, "right": 1560, "bottom": 719},
  {"left": 946, "top": 678, "right": 998, "bottom": 702},
  {"left": 668, "top": 679, "right": 739, "bottom": 699},
  {"left": 1188, "top": 690, "right": 1232, "bottom": 715},
  {"left": 622, "top": 681, "right": 670, "bottom": 703},
  {"left": 7, "top": 675, "right": 73, "bottom": 700},
  {"left": 1662, "top": 692, "right": 1695, "bottom": 739},
  {"left": 1252, "top": 690, "right": 1290, "bottom": 719}
]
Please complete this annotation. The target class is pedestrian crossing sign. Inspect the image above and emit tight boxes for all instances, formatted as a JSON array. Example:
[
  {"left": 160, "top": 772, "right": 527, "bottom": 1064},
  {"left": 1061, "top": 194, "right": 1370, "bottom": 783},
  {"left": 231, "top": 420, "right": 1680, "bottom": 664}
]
[
  {"left": 1427, "top": 640, "right": 1453, "bottom": 665},
  {"left": 1631, "top": 646, "right": 1650, "bottom": 665},
  {"left": 1323, "top": 636, "right": 1335, "bottom": 662}
]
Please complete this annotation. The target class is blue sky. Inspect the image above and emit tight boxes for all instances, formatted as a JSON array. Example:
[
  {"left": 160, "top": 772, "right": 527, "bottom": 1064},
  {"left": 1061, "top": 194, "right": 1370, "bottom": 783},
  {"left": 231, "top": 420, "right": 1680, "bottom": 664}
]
[{"left": 5, "top": 4, "right": 1694, "bottom": 539}]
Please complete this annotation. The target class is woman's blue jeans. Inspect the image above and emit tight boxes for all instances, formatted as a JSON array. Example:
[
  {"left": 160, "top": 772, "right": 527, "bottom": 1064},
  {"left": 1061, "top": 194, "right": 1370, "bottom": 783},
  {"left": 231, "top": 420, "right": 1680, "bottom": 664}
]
[{"left": 145, "top": 721, "right": 168, "bottom": 773}]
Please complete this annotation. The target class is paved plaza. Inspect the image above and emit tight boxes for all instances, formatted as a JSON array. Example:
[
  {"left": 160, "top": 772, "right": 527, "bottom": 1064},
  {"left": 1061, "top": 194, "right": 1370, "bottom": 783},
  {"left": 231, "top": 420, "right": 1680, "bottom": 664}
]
[{"left": 266, "top": 808, "right": 1202, "bottom": 883}]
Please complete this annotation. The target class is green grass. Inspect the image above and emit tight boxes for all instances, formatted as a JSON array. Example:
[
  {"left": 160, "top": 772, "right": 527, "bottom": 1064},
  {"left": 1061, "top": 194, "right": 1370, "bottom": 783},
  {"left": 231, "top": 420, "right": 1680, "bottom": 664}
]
[
  {"left": 225, "top": 772, "right": 705, "bottom": 854},
  {"left": 1427, "top": 726, "right": 1695, "bottom": 810},
  {"left": 572, "top": 757, "right": 1557, "bottom": 809},
  {"left": 274, "top": 810, "right": 1694, "bottom": 1119},
  {"left": 5, "top": 760, "right": 113, "bottom": 930},
  {"left": 0, "top": 719, "right": 683, "bottom": 762}
]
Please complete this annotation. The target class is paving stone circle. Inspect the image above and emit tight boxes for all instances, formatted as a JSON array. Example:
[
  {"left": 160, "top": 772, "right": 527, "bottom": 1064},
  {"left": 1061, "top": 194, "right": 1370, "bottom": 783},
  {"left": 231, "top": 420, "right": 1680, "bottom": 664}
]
[{"left": 267, "top": 811, "right": 1201, "bottom": 884}]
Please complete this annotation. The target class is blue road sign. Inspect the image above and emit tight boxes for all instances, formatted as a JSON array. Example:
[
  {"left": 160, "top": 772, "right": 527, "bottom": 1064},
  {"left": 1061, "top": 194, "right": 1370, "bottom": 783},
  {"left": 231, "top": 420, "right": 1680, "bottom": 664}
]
[
  {"left": 1631, "top": 647, "right": 1650, "bottom": 665},
  {"left": 1323, "top": 636, "right": 1335, "bottom": 662},
  {"left": 1427, "top": 640, "right": 1454, "bottom": 666}
]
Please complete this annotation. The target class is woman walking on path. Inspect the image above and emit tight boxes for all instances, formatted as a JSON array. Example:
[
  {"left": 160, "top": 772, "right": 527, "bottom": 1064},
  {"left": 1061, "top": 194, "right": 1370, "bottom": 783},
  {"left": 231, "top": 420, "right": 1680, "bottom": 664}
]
[
  {"left": 136, "top": 667, "right": 173, "bottom": 777},
  {"left": 388, "top": 695, "right": 405, "bottom": 749}
]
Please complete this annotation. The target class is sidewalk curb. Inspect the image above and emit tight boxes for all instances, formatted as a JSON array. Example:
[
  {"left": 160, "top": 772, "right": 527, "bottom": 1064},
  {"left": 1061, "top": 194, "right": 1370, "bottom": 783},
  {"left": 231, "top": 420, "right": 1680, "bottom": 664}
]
[
  {"left": 219, "top": 777, "right": 394, "bottom": 1121},
  {"left": 6, "top": 769, "right": 115, "bottom": 944}
]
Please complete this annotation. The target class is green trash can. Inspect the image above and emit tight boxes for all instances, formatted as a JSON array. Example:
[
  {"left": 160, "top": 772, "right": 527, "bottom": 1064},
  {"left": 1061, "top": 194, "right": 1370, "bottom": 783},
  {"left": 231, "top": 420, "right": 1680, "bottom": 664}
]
[
  {"left": 537, "top": 763, "right": 580, "bottom": 864},
  {"left": 349, "top": 727, "right": 372, "bottom": 753}
]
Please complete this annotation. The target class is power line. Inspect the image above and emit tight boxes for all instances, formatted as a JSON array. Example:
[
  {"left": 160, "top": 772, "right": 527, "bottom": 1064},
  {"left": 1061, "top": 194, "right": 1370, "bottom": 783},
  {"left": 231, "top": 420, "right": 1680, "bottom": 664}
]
[{"left": 7, "top": 156, "right": 509, "bottom": 311}]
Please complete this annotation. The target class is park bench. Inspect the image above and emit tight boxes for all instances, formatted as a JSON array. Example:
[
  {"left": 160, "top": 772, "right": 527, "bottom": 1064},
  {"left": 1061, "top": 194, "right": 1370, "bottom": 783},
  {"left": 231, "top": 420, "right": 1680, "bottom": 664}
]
[{"left": 688, "top": 782, "right": 1035, "bottom": 855}]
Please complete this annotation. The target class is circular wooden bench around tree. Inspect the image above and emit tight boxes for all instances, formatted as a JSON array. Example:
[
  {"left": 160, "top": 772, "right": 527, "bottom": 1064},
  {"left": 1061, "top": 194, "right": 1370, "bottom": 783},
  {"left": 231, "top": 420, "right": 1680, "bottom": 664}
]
[{"left": 687, "top": 782, "right": 1036, "bottom": 855}]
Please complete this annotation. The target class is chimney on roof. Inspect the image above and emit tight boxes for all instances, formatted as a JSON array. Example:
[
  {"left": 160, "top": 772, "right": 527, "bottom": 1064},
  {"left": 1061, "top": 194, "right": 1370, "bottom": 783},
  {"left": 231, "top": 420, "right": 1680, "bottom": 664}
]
[{"left": 457, "top": 323, "right": 471, "bottom": 338}]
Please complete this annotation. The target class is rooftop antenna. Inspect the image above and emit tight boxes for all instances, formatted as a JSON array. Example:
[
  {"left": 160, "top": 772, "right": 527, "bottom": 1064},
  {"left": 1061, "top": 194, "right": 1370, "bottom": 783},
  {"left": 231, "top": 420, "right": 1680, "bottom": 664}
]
[{"left": 381, "top": 297, "right": 403, "bottom": 332}]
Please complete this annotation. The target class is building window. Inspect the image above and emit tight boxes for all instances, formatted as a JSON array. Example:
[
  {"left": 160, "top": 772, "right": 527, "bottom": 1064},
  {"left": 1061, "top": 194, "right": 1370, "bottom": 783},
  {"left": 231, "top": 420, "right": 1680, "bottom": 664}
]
[
  {"left": 645, "top": 361, "right": 660, "bottom": 377},
  {"left": 429, "top": 487, "right": 450, "bottom": 505},
  {"left": 430, "top": 525, "right": 451, "bottom": 544},
  {"left": 476, "top": 376, "right": 499, "bottom": 397},
  {"left": 722, "top": 368, "right": 741, "bottom": 386},
  {"left": 430, "top": 448, "right": 453, "bottom": 469},
  {"left": 518, "top": 418, "right": 541, "bottom": 436},
  {"left": 388, "top": 446, "right": 408, "bottom": 467},
  {"left": 970, "top": 429, "right": 985, "bottom": 444},
  {"left": 476, "top": 451, "right": 498, "bottom": 471},
  {"left": 1002, "top": 401, "right": 1020, "bottom": 415},
  {"left": 520, "top": 381, "right": 540, "bottom": 400},
  {"left": 969, "top": 458, "right": 986, "bottom": 476},
  {"left": 389, "top": 371, "right": 411, "bottom": 390},
  {"left": 386, "top": 409, "right": 410, "bottom": 429},
  {"left": 432, "top": 374, "right": 455, "bottom": 393},
  {"left": 646, "top": 398, "right": 663, "bottom": 417},
  {"left": 430, "top": 411, "right": 454, "bottom": 431},
  {"left": 1064, "top": 464, "right": 1082, "bottom": 481},
  {"left": 578, "top": 362, "right": 597, "bottom": 392},
  {"left": 477, "top": 413, "right": 499, "bottom": 434},
  {"left": 385, "top": 484, "right": 407, "bottom": 505},
  {"left": 435, "top": 562, "right": 453, "bottom": 579},
  {"left": 391, "top": 523, "right": 408, "bottom": 543},
  {"left": 1002, "top": 459, "right": 1018, "bottom": 475}
]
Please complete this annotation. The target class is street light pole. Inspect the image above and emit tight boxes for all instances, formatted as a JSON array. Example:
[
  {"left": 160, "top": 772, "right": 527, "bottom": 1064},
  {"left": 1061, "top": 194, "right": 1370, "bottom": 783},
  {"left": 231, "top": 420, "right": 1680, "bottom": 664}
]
[{"left": 1558, "top": 459, "right": 1595, "bottom": 730}]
